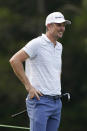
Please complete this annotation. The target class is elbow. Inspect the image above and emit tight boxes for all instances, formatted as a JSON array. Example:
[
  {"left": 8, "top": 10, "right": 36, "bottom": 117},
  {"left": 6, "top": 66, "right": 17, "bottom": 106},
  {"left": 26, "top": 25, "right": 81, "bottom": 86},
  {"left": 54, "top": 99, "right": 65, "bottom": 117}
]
[{"left": 9, "top": 57, "right": 16, "bottom": 66}]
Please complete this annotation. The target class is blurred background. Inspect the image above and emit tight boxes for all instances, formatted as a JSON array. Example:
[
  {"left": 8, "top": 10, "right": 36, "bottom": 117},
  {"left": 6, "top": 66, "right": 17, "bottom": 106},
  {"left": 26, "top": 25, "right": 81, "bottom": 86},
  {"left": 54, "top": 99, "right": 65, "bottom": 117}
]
[{"left": 0, "top": 0, "right": 87, "bottom": 131}]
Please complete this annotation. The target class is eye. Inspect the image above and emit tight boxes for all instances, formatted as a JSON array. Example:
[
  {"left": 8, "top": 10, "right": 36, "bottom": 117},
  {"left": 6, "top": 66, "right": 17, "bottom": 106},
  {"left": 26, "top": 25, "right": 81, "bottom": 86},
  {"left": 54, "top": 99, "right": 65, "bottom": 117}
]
[
  {"left": 54, "top": 23, "right": 65, "bottom": 27},
  {"left": 57, "top": 23, "right": 61, "bottom": 26}
]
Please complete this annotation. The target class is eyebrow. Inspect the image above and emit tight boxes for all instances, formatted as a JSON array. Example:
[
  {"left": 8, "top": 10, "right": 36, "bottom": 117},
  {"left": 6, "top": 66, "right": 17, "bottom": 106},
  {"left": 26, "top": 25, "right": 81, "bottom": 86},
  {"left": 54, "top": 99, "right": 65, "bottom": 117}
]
[{"left": 54, "top": 23, "right": 65, "bottom": 26}]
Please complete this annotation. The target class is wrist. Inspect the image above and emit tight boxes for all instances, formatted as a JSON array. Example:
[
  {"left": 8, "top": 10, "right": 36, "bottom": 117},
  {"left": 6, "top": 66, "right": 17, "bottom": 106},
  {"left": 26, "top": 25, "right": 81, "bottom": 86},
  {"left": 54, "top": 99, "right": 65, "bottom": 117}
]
[{"left": 25, "top": 84, "right": 32, "bottom": 92}]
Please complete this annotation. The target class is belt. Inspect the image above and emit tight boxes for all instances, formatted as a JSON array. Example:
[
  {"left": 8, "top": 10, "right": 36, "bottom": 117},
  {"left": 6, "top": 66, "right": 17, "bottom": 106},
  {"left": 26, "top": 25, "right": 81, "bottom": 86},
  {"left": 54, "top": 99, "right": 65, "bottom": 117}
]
[{"left": 42, "top": 94, "right": 61, "bottom": 100}]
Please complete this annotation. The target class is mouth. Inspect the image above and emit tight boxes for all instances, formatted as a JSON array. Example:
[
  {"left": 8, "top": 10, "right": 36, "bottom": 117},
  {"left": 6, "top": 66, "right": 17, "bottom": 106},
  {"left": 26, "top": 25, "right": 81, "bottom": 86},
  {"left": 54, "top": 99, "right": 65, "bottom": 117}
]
[
  {"left": 58, "top": 31, "right": 63, "bottom": 35},
  {"left": 58, "top": 31, "right": 63, "bottom": 37}
]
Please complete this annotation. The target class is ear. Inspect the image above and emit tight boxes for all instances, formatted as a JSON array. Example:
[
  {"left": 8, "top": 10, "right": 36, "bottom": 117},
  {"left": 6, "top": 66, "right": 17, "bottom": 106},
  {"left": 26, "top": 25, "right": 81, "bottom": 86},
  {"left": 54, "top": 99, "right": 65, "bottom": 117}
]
[{"left": 46, "top": 24, "right": 52, "bottom": 30}]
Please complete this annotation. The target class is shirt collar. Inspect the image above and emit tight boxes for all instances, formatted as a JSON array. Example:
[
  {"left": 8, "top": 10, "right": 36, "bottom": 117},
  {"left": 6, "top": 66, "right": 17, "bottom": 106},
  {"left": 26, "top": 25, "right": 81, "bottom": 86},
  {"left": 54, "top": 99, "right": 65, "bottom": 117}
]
[
  {"left": 42, "top": 33, "right": 60, "bottom": 48},
  {"left": 42, "top": 34, "right": 52, "bottom": 43}
]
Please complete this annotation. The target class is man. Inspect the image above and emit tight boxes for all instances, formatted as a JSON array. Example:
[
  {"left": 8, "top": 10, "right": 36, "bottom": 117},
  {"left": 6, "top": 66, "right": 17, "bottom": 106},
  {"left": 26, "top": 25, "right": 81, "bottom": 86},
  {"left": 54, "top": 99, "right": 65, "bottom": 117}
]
[{"left": 9, "top": 12, "right": 71, "bottom": 131}]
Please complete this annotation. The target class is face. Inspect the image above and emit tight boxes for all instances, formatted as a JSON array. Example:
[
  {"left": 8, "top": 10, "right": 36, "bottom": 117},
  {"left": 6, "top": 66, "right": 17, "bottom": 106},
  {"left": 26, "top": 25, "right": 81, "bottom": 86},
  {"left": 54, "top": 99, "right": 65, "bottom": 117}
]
[{"left": 47, "top": 23, "right": 65, "bottom": 39}]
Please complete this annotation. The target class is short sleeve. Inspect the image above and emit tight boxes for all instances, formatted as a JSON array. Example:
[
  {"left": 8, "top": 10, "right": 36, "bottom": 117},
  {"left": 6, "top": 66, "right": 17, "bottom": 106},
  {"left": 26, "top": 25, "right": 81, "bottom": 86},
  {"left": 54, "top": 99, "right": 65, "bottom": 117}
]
[{"left": 23, "top": 38, "right": 40, "bottom": 58}]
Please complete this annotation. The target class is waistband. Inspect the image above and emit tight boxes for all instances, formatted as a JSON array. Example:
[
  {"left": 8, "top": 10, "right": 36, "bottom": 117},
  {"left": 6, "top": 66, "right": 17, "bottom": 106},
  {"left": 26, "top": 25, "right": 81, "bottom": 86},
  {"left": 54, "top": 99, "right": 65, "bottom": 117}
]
[{"left": 42, "top": 94, "right": 61, "bottom": 100}]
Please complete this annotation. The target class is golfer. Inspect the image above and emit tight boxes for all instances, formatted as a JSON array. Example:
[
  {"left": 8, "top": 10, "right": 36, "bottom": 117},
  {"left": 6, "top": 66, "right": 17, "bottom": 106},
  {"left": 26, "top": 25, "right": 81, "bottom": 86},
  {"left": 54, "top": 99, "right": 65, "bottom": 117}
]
[{"left": 9, "top": 12, "right": 71, "bottom": 131}]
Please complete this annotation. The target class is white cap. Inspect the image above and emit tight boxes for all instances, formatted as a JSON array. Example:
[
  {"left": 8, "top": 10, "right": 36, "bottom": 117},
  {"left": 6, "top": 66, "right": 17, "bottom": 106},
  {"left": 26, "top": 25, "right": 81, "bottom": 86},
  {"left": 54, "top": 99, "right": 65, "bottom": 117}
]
[{"left": 45, "top": 12, "right": 71, "bottom": 26}]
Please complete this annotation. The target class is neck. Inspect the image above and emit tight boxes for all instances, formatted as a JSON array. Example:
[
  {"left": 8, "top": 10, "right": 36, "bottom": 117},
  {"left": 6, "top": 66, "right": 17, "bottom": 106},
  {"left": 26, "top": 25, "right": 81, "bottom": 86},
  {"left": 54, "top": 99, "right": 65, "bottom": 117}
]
[{"left": 46, "top": 32, "right": 57, "bottom": 46}]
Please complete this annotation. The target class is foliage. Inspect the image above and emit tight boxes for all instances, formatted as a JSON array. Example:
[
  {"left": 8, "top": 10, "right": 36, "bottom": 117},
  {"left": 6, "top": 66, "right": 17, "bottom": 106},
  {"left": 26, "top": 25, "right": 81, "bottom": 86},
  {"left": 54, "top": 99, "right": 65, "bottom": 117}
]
[{"left": 0, "top": 0, "right": 87, "bottom": 131}]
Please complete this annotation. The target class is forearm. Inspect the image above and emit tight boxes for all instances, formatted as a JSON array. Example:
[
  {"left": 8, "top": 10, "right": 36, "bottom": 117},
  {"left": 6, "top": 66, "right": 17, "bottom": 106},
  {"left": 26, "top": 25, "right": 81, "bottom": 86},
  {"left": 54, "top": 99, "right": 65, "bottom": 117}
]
[{"left": 9, "top": 59, "right": 31, "bottom": 92}]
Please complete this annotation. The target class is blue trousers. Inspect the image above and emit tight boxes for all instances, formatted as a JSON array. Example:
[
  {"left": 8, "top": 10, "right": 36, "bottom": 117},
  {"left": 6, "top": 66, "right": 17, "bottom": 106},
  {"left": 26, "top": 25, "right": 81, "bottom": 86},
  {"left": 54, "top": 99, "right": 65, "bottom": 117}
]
[{"left": 26, "top": 95, "right": 62, "bottom": 131}]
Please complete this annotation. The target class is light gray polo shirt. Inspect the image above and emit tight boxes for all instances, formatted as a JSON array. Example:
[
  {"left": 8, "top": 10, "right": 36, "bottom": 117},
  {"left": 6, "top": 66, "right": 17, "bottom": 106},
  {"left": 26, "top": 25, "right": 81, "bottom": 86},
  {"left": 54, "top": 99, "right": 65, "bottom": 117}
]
[{"left": 23, "top": 34, "right": 63, "bottom": 96}]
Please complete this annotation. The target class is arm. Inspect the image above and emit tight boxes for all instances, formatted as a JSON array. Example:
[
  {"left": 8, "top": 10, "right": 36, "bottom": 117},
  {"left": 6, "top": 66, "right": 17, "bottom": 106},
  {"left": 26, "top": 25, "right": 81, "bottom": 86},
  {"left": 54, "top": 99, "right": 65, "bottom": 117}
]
[{"left": 9, "top": 49, "right": 42, "bottom": 100}]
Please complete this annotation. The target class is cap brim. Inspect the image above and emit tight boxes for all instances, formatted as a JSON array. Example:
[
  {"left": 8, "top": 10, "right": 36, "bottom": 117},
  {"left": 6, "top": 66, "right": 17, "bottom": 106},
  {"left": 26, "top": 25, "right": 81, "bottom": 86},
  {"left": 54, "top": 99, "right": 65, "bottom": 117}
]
[
  {"left": 54, "top": 19, "right": 71, "bottom": 25},
  {"left": 65, "top": 20, "right": 71, "bottom": 24}
]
